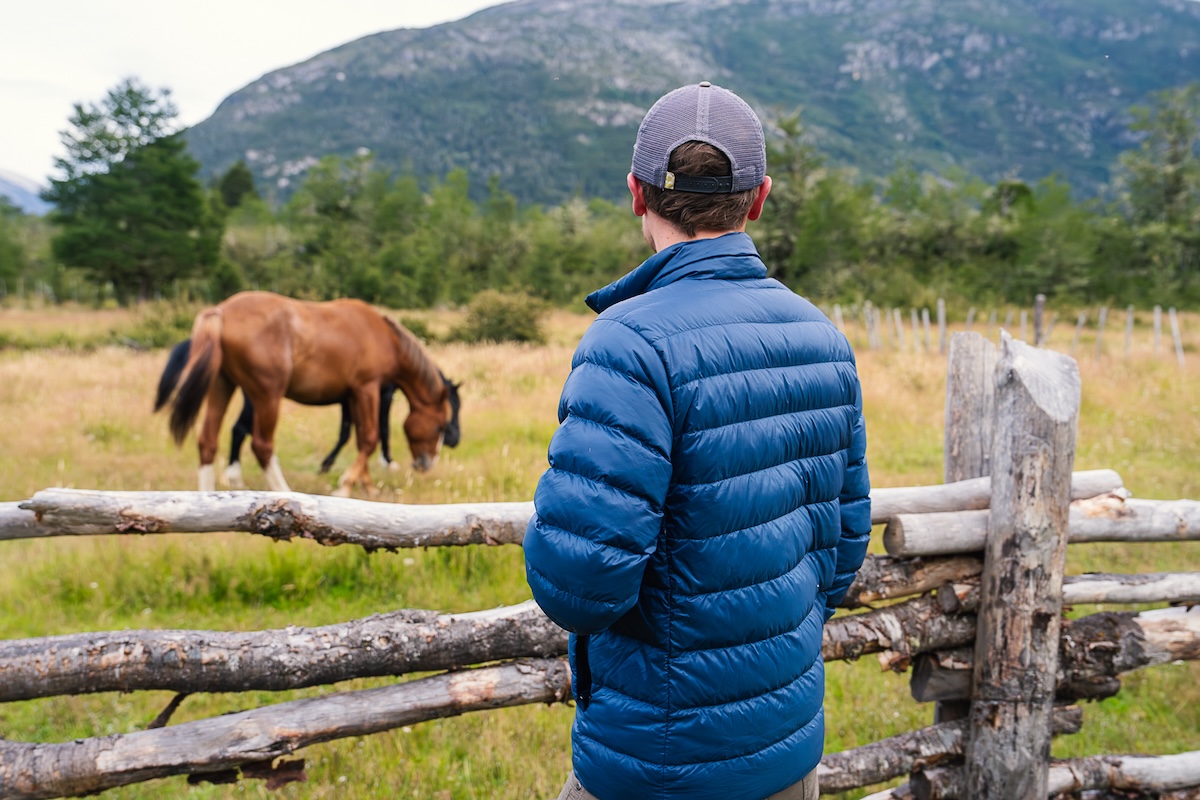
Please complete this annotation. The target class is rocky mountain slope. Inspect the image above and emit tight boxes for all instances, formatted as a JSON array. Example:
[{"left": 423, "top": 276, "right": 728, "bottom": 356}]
[{"left": 184, "top": 0, "right": 1200, "bottom": 204}]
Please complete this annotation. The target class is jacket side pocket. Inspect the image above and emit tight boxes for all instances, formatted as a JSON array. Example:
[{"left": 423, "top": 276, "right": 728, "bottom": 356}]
[{"left": 569, "top": 633, "right": 592, "bottom": 710}]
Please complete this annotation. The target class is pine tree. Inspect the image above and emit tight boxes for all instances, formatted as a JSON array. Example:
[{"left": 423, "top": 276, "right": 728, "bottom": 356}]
[{"left": 42, "top": 78, "right": 220, "bottom": 303}]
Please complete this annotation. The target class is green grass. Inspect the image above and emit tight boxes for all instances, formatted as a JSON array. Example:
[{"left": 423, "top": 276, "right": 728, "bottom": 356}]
[{"left": 0, "top": 312, "right": 1196, "bottom": 799}]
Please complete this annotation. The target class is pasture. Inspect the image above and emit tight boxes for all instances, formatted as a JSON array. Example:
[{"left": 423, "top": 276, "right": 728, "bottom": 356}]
[{"left": 0, "top": 303, "right": 1197, "bottom": 799}]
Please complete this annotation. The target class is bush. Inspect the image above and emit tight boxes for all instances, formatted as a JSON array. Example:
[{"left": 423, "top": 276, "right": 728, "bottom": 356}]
[
  {"left": 449, "top": 290, "right": 547, "bottom": 344},
  {"left": 396, "top": 315, "right": 436, "bottom": 343}
]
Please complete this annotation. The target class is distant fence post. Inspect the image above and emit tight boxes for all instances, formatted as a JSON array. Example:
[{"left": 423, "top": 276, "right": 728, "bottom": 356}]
[
  {"left": 938, "top": 298, "right": 947, "bottom": 354},
  {"left": 911, "top": 309, "right": 921, "bottom": 352},
  {"left": 963, "top": 333, "right": 1080, "bottom": 799},
  {"left": 923, "top": 308, "right": 932, "bottom": 352},
  {"left": 1170, "top": 307, "right": 1185, "bottom": 367},
  {"left": 1034, "top": 294, "right": 1045, "bottom": 346},
  {"left": 1154, "top": 305, "right": 1163, "bottom": 353},
  {"left": 1095, "top": 306, "right": 1108, "bottom": 358},
  {"left": 1125, "top": 305, "right": 1134, "bottom": 357}
]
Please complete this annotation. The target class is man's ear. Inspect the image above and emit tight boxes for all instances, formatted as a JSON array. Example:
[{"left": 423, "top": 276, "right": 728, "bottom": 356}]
[
  {"left": 627, "top": 173, "right": 647, "bottom": 217},
  {"left": 746, "top": 176, "right": 772, "bottom": 221}
]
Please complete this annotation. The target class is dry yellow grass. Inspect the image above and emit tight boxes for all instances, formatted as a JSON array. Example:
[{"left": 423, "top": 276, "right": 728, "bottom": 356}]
[{"left": 0, "top": 308, "right": 1196, "bottom": 799}]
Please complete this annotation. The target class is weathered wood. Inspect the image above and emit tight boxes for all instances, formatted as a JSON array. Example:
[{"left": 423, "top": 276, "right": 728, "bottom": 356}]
[
  {"left": 8, "top": 489, "right": 533, "bottom": 549},
  {"left": 817, "top": 706, "right": 1082, "bottom": 794},
  {"left": 0, "top": 601, "right": 567, "bottom": 702},
  {"left": 938, "top": 572, "right": 1200, "bottom": 613},
  {"left": 0, "top": 658, "right": 571, "bottom": 800},
  {"left": 1171, "top": 307, "right": 1186, "bottom": 367},
  {"left": 871, "top": 470, "right": 1121, "bottom": 526},
  {"left": 884, "top": 495, "right": 1199, "bottom": 557},
  {"left": 859, "top": 785, "right": 914, "bottom": 800},
  {"left": 944, "top": 332, "right": 996, "bottom": 484},
  {"left": 909, "top": 606, "right": 1200, "bottom": 703},
  {"left": 841, "top": 555, "right": 983, "bottom": 608},
  {"left": 965, "top": 332, "right": 1080, "bottom": 799},
  {"left": 822, "top": 594, "right": 977, "bottom": 664},
  {"left": 915, "top": 750, "right": 1200, "bottom": 800},
  {"left": 1034, "top": 295, "right": 1046, "bottom": 346}
]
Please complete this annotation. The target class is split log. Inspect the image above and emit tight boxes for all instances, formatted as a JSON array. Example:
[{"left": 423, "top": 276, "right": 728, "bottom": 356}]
[
  {"left": 817, "top": 706, "right": 1082, "bottom": 794},
  {"left": 909, "top": 606, "right": 1200, "bottom": 703},
  {"left": 884, "top": 496, "right": 1199, "bottom": 557},
  {"left": 914, "top": 750, "right": 1200, "bottom": 800},
  {"left": 8, "top": 489, "right": 533, "bottom": 550},
  {"left": 964, "top": 332, "right": 1080, "bottom": 799},
  {"left": 0, "top": 658, "right": 571, "bottom": 800},
  {"left": 0, "top": 601, "right": 566, "bottom": 703},
  {"left": 870, "top": 470, "right": 1121, "bottom": 525},
  {"left": 822, "top": 594, "right": 977, "bottom": 664},
  {"left": 840, "top": 555, "right": 983, "bottom": 608}
]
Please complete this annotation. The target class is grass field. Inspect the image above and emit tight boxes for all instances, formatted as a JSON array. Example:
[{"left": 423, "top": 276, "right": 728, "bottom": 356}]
[{"left": 0, "top": 303, "right": 1196, "bottom": 799}]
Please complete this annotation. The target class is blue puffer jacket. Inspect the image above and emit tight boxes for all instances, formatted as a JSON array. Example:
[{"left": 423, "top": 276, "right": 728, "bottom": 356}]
[{"left": 524, "top": 232, "right": 871, "bottom": 800}]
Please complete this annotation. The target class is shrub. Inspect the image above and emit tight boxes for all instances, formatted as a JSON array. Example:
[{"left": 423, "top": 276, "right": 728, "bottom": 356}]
[{"left": 450, "top": 290, "right": 547, "bottom": 344}]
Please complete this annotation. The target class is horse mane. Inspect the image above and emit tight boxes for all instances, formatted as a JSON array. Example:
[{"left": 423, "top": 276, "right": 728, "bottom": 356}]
[{"left": 383, "top": 316, "right": 446, "bottom": 400}]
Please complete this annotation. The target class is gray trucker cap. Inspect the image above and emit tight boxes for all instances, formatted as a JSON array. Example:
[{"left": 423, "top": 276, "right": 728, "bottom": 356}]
[{"left": 631, "top": 81, "right": 766, "bottom": 194}]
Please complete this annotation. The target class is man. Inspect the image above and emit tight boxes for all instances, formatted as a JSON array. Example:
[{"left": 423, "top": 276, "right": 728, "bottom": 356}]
[{"left": 524, "top": 82, "right": 871, "bottom": 800}]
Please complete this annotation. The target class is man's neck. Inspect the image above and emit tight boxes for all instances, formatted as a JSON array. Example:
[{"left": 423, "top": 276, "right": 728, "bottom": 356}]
[{"left": 643, "top": 211, "right": 743, "bottom": 253}]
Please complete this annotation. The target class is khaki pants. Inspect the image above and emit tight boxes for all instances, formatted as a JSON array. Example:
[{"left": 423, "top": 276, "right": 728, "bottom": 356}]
[{"left": 555, "top": 768, "right": 819, "bottom": 800}]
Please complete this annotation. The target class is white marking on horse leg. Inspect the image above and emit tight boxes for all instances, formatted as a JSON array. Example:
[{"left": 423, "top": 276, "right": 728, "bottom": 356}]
[
  {"left": 223, "top": 461, "right": 244, "bottom": 489},
  {"left": 264, "top": 455, "right": 291, "bottom": 493},
  {"left": 378, "top": 452, "right": 390, "bottom": 469},
  {"left": 198, "top": 465, "right": 216, "bottom": 492}
]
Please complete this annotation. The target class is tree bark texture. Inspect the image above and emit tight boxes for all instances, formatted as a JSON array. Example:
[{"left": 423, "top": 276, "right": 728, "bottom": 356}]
[
  {"left": 0, "top": 601, "right": 567, "bottom": 703},
  {"left": 914, "top": 750, "right": 1200, "bottom": 799},
  {"left": 965, "top": 332, "right": 1080, "bottom": 800},
  {"left": 0, "top": 658, "right": 571, "bottom": 800},
  {"left": 841, "top": 555, "right": 983, "bottom": 609},
  {"left": 822, "top": 593, "right": 978, "bottom": 665},
  {"left": 885, "top": 496, "right": 1200, "bottom": 558},
  {"left": 9, "top": 489, "right": 534, "bottom": 550},
  {"left": 816, "top": 706, "right": 1082, "bottom": 794},
  {"left": 909, "top": 606, "right": 1200, "bottom": 703}
]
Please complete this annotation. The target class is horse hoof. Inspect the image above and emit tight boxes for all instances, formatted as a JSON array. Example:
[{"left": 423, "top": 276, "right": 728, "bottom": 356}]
[
  {"left": 223, "top": 463, "right": 244, "bottom": 489},
  {"left": 387, "top": 460, "right": 402, "bottom": 473},
  {"left": 331, "top": 485, "right": 352, "bottom": 498}
]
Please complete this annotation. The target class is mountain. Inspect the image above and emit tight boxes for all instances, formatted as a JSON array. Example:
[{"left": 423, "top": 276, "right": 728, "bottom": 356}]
[
  {"left": 185, "top": 0, "right": 1200, "bottom": 205},
  {"left": 0, "top": 170, "right": 50, "bottom": 215}
]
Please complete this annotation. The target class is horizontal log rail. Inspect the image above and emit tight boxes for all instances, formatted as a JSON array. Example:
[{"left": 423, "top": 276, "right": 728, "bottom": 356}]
[
  {"left": 1, "top": 471, "right": 1122, "bottom": 546},
  {"left": 939, "top": 572, "right": 1200, "bottom": 614},
  {"left": 0, "top": 602, "right": 566, "bottom": 703},
  {"left": 884, "top": 497, "right": 1200, "bottom": 557},
  {"left": 3, "top": 590, "right": 986, "bottom": 703},
  {"left": 0, "top": 658, "right": 571, "bottom": 800},
  {"left": 870, "top": 469, "right": 1121, "bottom": 524},
  {"left": 816, "top": 706, "right": 1082, "bottom": 794},
  {"left": 912, "top": 749, "right": 1200, "bottom": 799},
  {"left": 910, "top": 606, "right": 1200, "bottom": 703},
  {"left": 6, "top": 490, "right": 533, "bottom": 550}
]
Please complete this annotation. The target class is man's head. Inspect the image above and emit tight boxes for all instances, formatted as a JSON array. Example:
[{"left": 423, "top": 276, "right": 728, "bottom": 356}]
[{"left": 629, "top": 82, "right": 771, "bottom": 246}]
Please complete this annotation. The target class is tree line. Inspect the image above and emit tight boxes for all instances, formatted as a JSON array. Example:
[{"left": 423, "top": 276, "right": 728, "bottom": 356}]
[{"left": 0, "top": 78, "right": 1197, "bottom": 312}]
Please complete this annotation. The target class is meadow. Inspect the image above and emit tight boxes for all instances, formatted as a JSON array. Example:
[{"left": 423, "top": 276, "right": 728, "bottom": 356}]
[{"left": 0, "top": 303, "right": 1196, "bottom": 799}]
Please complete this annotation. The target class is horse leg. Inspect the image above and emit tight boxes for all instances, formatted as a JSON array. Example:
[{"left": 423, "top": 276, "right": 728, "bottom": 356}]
[
  {"left": 225, "top": 393, "right": 253, "bottom": 489},
  {"left": 197, "top": 376, "right": 235, "bottom": 492},
  {"left": 248, "top": 394, "right": 291, "bottom": 493},
  {"left": 333, "top": 387, "right": 380, "bottom": 499},
  {"left": 320, "top": 397, "right": 353, "bottom": 475},
  {"left": 380, "top": 383, "right": 398, "bottom": 471}
]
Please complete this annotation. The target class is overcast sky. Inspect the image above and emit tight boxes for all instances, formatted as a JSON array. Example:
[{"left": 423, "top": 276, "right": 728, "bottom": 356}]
[{"left": 0, "top": 0, "right": 511, "bottom": 185}]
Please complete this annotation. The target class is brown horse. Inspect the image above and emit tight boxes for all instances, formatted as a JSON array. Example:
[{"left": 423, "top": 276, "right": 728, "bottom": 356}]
[{"left": 157, "top": 291, "right": 460, "bottom": 496}]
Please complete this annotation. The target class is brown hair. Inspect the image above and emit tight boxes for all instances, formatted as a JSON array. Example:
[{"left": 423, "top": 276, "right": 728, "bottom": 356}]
[{"left": 639, "top": 141, "right": 757, "bottom": 237}]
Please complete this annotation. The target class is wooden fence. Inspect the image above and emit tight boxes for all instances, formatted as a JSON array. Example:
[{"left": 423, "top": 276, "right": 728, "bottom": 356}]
[
  {"left": 0, "top": 332, "right": 1198, "bottom": 799},
  {"left": 843, "top": 297, "right": 1189, "bottom": 366}
]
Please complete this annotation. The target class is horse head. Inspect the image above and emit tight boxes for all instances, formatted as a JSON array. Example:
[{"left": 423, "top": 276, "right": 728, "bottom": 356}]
[{"left": 403, "top": 372, "right": 461, "bottom": 472}]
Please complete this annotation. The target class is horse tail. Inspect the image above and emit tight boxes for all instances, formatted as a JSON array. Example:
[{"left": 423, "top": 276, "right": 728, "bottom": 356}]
[
  {"left": 168, "top": 308, "right": 224, "bottom": 446},
  {"left": 154, "top": 339, "right": 192, "bottom": 412}
]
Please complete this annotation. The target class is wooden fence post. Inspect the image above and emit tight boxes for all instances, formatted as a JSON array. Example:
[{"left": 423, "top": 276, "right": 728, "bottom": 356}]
[
  {"left": 1125, "top": 305, "right": 1134, "bottom": 357},
  {"left": 938, "top": 298, "right": 947, "bottom": 354},
  {"left": 1154, "top": 305, "right": 1163, "bottom": 353},
  {"left": 1095, "top": 306, "right": 1108, "bottom": 358},
  {"left": 1170, "top": 307, "right": 1186, "bottom": 367},
  {"left": 923, "top": 308, "right": 933, "bottom": 352},
  {"left": 937, "top": 332, "right": 997, "bottom": 724},
  {"left": 1033, "top": 295, "right": 1045, "bottom": 346},
  {"left": 963, "top": 332, "right": 1081, "bottom": 799}
]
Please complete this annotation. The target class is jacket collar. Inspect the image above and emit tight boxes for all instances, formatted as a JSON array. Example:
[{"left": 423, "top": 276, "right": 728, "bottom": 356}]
[{"left": 586, "top": 232, "right": 767, "bottom": 313}]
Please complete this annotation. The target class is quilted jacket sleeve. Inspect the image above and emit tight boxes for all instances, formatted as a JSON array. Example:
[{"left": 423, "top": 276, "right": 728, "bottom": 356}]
[
  {"left": 524, "top": 318, "right": 674, "bottom": 635},
  {"left": 824, "top": 375, "right": 871, "bottom": 620}
]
